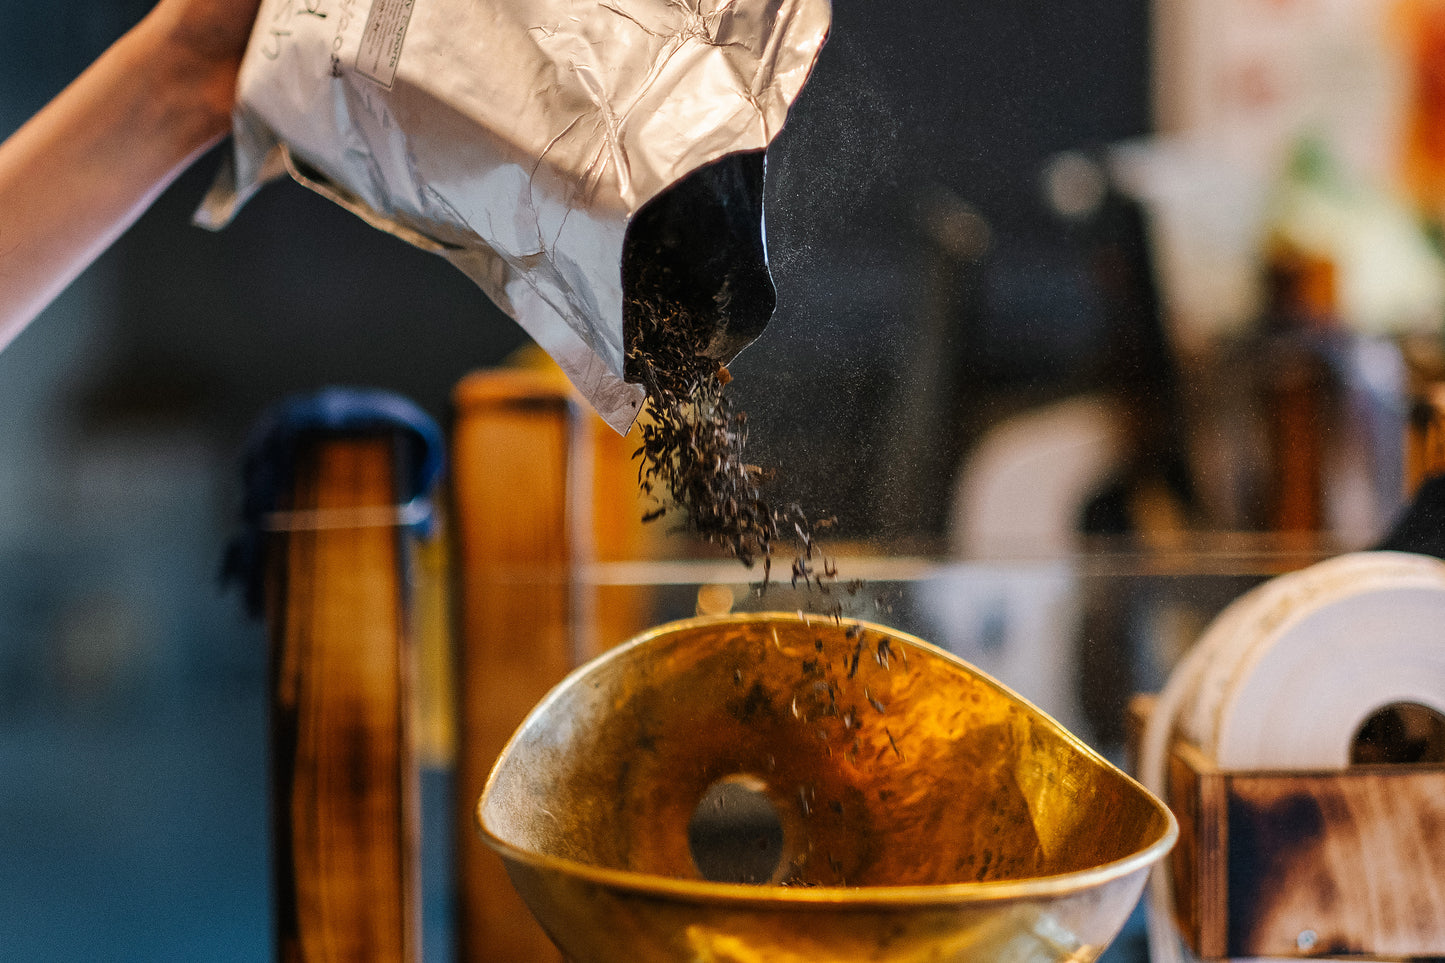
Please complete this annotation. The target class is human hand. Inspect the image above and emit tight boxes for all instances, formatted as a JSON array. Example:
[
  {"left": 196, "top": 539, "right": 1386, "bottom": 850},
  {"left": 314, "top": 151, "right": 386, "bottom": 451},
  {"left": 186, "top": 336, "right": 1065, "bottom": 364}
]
[
  {"left": 0, "top": 0, "right": 264, "bottom": 350},
  {"left": 145, "top": 0, "right": 265, "bottom": 116},
  {"left": 157, "top": 0, "right": 264, "bottom": 59},
  {"left": 168, "top": 0, "right": 265, "bottom": 64}
]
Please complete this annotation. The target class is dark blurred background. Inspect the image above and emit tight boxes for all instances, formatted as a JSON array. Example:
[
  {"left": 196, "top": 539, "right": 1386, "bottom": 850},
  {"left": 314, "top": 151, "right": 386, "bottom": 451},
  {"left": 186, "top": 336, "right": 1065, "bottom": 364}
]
[
  {"left": 0, "top": 1, "right": 1158, "bottom": 959},
  {"left": 736, "top": 1, "right": 1152, "bottom": 539}
]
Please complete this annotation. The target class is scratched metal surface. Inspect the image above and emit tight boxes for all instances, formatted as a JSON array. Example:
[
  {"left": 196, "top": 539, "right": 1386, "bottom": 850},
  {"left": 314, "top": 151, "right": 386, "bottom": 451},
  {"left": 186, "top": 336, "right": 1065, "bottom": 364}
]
[{"left": 479, "top": 613, "right": 1177, "bottom": 962}]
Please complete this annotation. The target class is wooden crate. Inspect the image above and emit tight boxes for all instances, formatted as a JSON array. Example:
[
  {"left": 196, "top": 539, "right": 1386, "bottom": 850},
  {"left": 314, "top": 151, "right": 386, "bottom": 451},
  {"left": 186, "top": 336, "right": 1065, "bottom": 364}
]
[{"left": 1139, "top": 706, "right": 1445, "bottom": 959}]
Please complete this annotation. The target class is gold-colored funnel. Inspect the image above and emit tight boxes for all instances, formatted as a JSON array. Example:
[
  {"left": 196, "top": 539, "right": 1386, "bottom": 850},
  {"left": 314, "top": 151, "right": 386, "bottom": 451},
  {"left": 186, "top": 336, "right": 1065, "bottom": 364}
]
[{"left": 478, "top": 613, "right": 1176, "bottom": 962}]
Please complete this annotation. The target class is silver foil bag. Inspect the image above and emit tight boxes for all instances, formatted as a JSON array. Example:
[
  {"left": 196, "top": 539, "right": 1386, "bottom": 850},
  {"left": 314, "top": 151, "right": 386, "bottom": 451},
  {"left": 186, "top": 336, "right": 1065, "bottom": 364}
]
[{"left": 197, "top": 0, "right": 831, "bottom": 431}]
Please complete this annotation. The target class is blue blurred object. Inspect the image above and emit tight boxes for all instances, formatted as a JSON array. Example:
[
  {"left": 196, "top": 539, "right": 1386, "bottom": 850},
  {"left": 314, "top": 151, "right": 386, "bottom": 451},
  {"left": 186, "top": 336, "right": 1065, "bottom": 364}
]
[{"left": 224, "top": 386, "right": 446, "bottom": 617}]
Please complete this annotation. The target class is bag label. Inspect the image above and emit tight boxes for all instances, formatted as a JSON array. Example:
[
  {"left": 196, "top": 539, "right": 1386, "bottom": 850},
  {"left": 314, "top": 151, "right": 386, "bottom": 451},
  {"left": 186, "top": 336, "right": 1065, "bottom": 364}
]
[{"left": 357, "top": 0, "right": 416, "bottom": 88}]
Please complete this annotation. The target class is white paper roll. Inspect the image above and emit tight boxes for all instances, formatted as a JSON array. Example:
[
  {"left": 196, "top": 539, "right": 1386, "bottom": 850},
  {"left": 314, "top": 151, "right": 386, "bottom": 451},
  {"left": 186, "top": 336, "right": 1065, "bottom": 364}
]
[
  {"left": 1214, "top": 577, "right": 1445, "bottom": 768},
  {"left": 1177, "top": 551, "right": 1445, "bottom": 766},
  {"left": 1143, "top": 550, "right": 1445, "bottom": 963}
]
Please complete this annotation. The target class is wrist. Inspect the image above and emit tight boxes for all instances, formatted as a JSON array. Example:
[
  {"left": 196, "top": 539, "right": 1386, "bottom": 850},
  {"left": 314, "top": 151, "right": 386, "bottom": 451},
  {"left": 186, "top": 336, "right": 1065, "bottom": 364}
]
[{"left": 128, "top": 5, "right": 243, "bottom": 155}]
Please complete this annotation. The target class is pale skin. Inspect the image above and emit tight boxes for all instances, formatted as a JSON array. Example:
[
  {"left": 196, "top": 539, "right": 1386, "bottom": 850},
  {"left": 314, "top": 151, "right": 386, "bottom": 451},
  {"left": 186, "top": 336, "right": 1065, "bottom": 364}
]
[{"left": 0, "top": 0, "right": 264, "bottom": 352}]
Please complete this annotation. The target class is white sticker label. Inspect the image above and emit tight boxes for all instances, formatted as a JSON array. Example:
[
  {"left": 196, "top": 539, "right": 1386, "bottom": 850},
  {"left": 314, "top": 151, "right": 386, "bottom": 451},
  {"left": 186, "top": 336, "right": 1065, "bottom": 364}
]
[{"left": 356, "top": 0, "right": 416, "bottom": 88}]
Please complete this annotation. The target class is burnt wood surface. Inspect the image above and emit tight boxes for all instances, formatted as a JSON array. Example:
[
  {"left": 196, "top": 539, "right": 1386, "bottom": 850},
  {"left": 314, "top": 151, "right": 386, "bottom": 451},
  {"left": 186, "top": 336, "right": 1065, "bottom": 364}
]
[
  {"left": 267, "top": 433, "right": 420, "bottom": 962},
  {"left": 1160, "top": 732, "right": 1445, "bottom": 959}
]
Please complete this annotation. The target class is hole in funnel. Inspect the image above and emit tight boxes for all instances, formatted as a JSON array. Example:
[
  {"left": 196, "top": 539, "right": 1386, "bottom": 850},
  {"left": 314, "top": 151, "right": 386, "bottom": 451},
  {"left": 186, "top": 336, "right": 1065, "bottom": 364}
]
[
  {"left": 687, "top": 775, "right": 785, "bottom": 884},
  {"left": 1351, "top": 702, "right": 1445, "bottom": 765}
]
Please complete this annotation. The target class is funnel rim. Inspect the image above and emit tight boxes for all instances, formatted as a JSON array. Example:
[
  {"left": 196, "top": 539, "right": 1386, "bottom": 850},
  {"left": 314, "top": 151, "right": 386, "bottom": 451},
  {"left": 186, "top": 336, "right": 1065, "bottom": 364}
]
[
  {"left": 478, "top": 612, "right": 1179, "bottom": 908},
  {"left": 478, "top": 812, "right": 1177, "bottom": 910}
]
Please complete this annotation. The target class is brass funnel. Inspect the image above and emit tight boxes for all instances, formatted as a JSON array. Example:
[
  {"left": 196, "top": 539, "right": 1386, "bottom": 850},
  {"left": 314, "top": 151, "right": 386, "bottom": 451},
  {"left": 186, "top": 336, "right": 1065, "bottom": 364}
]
[{"left": 478, "top": 613, "right": 1176, "bottom": 962}]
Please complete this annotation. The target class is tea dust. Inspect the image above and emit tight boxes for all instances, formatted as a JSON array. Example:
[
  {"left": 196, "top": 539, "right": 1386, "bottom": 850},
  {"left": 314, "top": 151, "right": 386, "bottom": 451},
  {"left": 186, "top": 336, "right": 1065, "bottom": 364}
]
[{"left": 624, "top": 295, "right": 839, "bottom": 597}]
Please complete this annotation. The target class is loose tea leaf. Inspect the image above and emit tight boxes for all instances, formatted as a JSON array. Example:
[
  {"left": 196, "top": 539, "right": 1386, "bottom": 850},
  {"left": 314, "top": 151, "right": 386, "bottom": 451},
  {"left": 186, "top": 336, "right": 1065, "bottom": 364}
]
[{"left": 625, "top": 291, "right": 834, "bottom": 594}]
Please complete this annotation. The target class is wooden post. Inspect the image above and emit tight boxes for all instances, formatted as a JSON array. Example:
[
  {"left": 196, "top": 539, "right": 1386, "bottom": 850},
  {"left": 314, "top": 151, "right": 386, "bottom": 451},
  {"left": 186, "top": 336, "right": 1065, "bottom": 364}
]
[
  {"left": 449, "top": 366, "right": 666, "bottom": 962},
  {"left": 450, "top": 371, "right": 580, "bottom": 963},
  {"left": 265, "top": 432, "right": 420, "bottom": 963}
]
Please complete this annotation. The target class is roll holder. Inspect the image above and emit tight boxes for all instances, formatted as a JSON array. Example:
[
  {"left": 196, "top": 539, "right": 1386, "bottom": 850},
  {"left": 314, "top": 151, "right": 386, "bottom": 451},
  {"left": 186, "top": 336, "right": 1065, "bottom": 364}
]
[{"left": 1131, "top": 696, "right": 1445, "bottom": 960}]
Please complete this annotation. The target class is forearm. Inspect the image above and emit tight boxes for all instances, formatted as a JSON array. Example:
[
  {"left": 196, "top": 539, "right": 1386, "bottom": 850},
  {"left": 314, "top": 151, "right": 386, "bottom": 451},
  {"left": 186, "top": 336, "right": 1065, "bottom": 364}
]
[{"left": 0, "top": 9, "right": 238, "bottom": 350}]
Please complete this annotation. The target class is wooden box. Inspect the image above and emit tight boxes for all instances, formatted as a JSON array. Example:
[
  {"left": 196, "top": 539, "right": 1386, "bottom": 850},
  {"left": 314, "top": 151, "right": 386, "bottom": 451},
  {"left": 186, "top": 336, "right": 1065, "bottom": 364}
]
[{"left": 1146, "top": 722, "right": 1445, "bottom": 959}]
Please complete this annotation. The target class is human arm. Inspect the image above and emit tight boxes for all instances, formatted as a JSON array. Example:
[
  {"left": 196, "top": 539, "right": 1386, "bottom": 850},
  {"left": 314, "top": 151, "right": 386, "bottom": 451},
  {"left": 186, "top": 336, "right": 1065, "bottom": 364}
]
[{"left": 0, "top": 0, "right": 262, "bottom": 352}]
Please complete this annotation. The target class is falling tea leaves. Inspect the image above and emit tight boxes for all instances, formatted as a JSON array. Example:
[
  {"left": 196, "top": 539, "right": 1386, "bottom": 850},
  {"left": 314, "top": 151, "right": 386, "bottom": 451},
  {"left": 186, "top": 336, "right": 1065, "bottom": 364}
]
[{"left": 625, "top": 293, "right": 836, "bottom": 595}]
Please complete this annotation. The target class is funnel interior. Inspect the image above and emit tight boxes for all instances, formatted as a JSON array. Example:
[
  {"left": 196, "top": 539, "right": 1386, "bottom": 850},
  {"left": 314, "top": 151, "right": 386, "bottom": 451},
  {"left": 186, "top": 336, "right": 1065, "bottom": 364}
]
[{"left": 481, "top": 614, "right": 1172, "bottom": 891}]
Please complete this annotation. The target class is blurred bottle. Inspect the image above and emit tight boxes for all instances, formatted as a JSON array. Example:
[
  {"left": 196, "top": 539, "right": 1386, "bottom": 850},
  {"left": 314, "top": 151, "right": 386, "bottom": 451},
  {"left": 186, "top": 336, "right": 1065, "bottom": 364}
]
[
  {"left": 1063, "top": 150, "right": 1199, "bottom": 546},
  {"left": 1239, "top": 139, "right": 1418, "bottom": 544},
  {"left": 1252, "top": 240, "right": 1341, "bottom": 534},
  {"left": 1399, "top": 0, "right": 1445, "bottom": 229}
]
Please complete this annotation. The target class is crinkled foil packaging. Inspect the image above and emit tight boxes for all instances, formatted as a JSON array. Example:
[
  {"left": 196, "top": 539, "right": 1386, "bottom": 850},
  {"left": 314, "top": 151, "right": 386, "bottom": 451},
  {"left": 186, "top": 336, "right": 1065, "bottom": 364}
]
[{"left": 196, "top": 0, "right": 831, "bottom": 432}]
